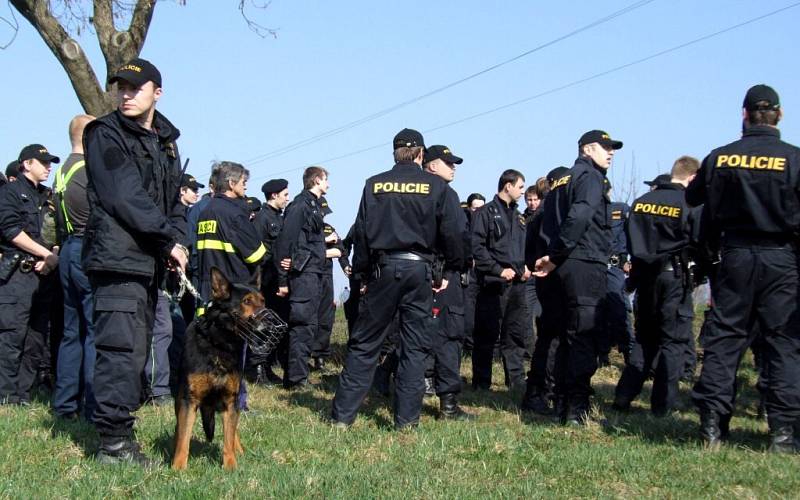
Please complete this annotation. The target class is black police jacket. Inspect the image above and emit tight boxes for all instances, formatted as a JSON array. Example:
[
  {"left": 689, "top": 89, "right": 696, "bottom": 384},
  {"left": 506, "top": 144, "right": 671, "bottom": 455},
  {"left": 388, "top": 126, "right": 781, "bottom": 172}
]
[
  {"left": 686, "top": 125, "right": 800, "bottom": 236},
  {"left": 442, "top": 184, "right": 470, "bottom": 272},
  {"left": 609, "top": 201, "right": 630, "bottom": 256},
  {"left": 627, "top": 183, "right": 700, "bottom": 264},
  {"left": 196, "top": 194, "right": 266, "bottom": 301},
  {"left": 351, "top": 161, "right": 463, "bottom": 275},
  {"left": 548, "top": 156, "right": 611, "bottom": 265},
  {"left": 82, "top": 109, "right": 186, "bottom": 278},
  {"left": 254, "top": 203, "right": 284, "bottom": 263},
  {"left": 274, "top": 190, "right": 326, "bottom": 283},
  {"left": 0, "top": 175, "right": 50, "bottom": 256},
  {"left": 322, "top": 223, "right": 348, "bottom": 275},
  {"left": 471, "top": 195, "right": 526, "bottom": 278},
  {"left": 534, "top": 168, "right": 571, "bottom": 264}
]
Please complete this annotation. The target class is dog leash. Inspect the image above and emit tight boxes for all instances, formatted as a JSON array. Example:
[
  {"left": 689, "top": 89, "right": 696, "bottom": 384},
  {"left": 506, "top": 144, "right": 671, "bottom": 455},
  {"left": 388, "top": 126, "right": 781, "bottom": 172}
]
[{"left": 175, "top": 267, "right": 202, "bottom": 301}]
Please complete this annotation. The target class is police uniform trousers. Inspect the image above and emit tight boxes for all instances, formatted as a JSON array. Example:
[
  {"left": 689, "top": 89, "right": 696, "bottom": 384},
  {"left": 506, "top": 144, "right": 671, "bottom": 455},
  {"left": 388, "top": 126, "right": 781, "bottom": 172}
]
[
  {"left": 556, "top": 258, "right": 607, "bottom": 415},
  {"left": 53, "top": 235, "right": 96, "bottom": 418},
  {"left": 343, "top": 276, "right": 361, "bottom": 336},
  {"left": 285, "top": 271, "right": 323, "bottom": 386},
  {"left": 692, "top": 240, "right": 800, "bottom": 428},
  {"left": 0, "top": 267, "right": 50, "bottom": 404},
  {"left": 429, "top": 270, "right": 465, "bottom": 396},
  {"left": 472, "top": 280, "right": 528, "bottom": 390},
  {"left": 143, "top": 291, "right": 172, "bottom": 399},
  {"left": 462, "top": 270, "right": 479, "bottom": 353},
  {"left": 332, "top": 258, "right": 433, "bottom": 427},
  {"left": 260, "top": 266, "right": 289, "bottom": 374},
  {"left": 606, "top": 265, "right": 634, "bottom": 360},
  {"left": 90, "top": 272, "right": 156, "bottom": 438},
  {"left": 524, "top": 278, "right": 541, "bottom": 358},
  {"left": 615, "top": 264, "right": 693, "bottom": 414},
  {"left": 525, "top": 274, "right": 567, "bottom": 399},
  {"left": 311, "top": 272, "right": 335, "bottom": 360}
]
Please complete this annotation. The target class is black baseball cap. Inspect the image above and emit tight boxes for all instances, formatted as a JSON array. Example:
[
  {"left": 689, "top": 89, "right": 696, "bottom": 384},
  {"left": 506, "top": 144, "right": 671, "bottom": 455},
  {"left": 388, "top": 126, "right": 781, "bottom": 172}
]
[
  {"left": 5, "top": 161, "right": 19, "bottom": 178},
  {"left": 180, "top": 173, "right": 205, "bottom": 190},
  {"left": 424, "top": 145, "right": 463, "bottom": 165},
  {"left": 644, "top": 173, "right": 671, "bottom": 187},
  {"left": 261, "top": 178, "right": 288, "bottom": 196},
  {"left": 578, "top": 130, "right": 623, "bottom": 150},
  {"left": 109, "top": 58, "right": 162, "bottom": 88},
  {"left": 18, "top": 144, "right": 60, "bottom": 164},
  {"left": 743, "top": 84, "right": 780, "bottom": 111},
  {"left": 393, "top": 128, "right": 425, "bottom": 150},
  {"left": 546, "top": 166, "right": 570, "bottom": 183}
]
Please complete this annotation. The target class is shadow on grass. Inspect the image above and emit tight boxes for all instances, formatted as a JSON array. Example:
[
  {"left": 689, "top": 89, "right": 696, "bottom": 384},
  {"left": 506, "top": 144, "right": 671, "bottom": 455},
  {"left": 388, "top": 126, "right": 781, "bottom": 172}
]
[
  {"left": 593, "top": 380, "right": 770, "bottom": 451},
  {"left": 275, "top": 372, "right": 395, "bottom": 429},
  {"left": 47, "top": 414, "right": 98, "bottom": 457},
  {"left": 151, "top": 429, "right": 221, "bottom": 465}
]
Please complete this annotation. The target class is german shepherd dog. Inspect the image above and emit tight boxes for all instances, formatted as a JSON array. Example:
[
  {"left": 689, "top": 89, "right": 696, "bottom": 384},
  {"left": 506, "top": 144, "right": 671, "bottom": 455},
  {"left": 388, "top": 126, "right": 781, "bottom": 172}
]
[{"left": 172, "top": 268, "right": 264, "bottom": 471}]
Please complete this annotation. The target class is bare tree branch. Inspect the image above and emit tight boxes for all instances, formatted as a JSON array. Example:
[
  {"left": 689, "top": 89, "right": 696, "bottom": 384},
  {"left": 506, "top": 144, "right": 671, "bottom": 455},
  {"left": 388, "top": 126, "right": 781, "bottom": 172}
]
[
  {"left": 239, "top": 0, "right": 277, "bottom": 39},
  {"left": 0, "top": 1, "right": 20, "bottom": 50},
  {"left": 9, "top": 0, "right": 111, "bottom": 114}
]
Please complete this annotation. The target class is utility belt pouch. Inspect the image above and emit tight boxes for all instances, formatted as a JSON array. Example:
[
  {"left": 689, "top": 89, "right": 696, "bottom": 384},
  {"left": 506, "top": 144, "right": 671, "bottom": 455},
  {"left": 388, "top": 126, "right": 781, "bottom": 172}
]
[
  {"left": 291, "top": 251, "right": 311, "bottom": 273},
  {"left": 0, "top": 253, "right": 22, "bottom": 284}
]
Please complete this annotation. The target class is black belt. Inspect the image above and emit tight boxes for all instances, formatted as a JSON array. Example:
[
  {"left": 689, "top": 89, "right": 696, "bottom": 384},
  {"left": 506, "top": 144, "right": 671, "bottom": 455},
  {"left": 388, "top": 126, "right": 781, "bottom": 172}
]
[{"left": 379, "top": 251, "right": 430, "bottom": 263}]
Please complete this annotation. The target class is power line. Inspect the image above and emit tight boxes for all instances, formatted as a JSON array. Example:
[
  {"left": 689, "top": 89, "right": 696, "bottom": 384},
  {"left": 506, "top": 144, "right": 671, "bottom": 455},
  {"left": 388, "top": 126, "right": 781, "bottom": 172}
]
[
  {"left": 250, "top": 1, "right": 800, "bottom": 183},
  {"left": 243, "top": 0, "right": 659, "bottom": 166}
]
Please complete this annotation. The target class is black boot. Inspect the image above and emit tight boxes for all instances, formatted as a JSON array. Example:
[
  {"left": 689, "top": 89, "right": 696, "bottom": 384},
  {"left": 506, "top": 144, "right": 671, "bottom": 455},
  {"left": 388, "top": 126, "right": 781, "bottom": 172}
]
[
  {"left": 96, "top": 436, "right": 157, "bottom": 467},
  {"left": 699, "top": 411, "right": 723, "bottom": 450},
  {"left": 520, "top": 387, "right": 552, "bottom": 415},
  {"left": 564, "top": 397, "right": 590, "bottom": 426},
  {"left": 768, "top": 424, "right": 796, "bottom": 454},
  {"left": 439, "top": 393, "right": 475, "bottom": 420}
]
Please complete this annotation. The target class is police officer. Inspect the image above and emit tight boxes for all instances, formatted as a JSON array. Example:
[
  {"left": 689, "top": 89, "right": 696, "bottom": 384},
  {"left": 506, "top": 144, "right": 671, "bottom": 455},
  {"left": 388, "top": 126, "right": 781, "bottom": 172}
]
[
  {"left": 0, "top": 144, "right": 60, "bottom": 406},
  {"left": 5, "top": 161, "right": 19, "bottom": 183},
  {"left": 274, "top": 167, "right": 329, "bottom": 389},
  {"left": 83, "top": 58, "right": 187, "bottom": 465},
  {"left": 331, "top": 128, "right": 463, "bottom": 429},
  {"left": 601, "top": 195, "right": 633, "bottom": 366},
  {"left": 687, "top": 85, "right": 800, "bottom": 452},
  {"left": 53, "top": 115, "right": 97, "bottom": 420},
  {"left": 471, "top": 169, "right": 530, "bottom": 391},
  {"left": 613, "top": 156, "right": 701, "bottom": 416},
  {"left": 521, "top": 166, "right": 570, "bottom": 415},
  {"left": 311, "top": 200, "right": 344, "bottom": 373},
  {"left": 252, "top": 178, "right": 289, "bottom": 384},
  {"left": 423, "top": 144, "right": 474, "bottom": 419},
  {"left": 462, "top": 192, "right": 486, "bottom": 355},
  {"left": 196, "top": 161, "right": 266, "bottom": 305},
  {"left": 534, "top": 130, "right": 621, "bottom": 424}
]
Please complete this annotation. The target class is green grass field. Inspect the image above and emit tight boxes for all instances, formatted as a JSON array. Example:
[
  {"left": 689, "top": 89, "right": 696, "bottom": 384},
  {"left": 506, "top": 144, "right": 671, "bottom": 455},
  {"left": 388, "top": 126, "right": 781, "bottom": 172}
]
[{"left": 0, "top": 310, "right": 797, "bottom": 498}]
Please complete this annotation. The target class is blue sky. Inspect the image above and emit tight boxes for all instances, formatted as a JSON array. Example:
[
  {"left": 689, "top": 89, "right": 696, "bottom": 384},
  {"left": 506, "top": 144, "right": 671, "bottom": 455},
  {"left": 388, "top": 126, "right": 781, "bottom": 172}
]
[{"left": 2, "top": 0, "right": 799, "bottom": 293}]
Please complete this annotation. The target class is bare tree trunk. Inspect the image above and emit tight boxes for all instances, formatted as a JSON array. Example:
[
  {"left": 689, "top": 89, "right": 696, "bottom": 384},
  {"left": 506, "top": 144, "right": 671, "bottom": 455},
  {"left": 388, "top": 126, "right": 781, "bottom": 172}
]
[{"left": 9, "top": 0, "right": 156, "bottom": 116}]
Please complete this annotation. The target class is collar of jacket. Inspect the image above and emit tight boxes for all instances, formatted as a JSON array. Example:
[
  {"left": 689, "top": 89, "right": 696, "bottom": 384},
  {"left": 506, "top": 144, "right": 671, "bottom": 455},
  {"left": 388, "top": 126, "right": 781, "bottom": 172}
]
[
  {"left": 18, "top": 173, "right": 50, "bottom": 198},
  {"left": 743, "top": 124, "right": 780, "bottom": 139},
  {"left": 574, "top": 155, "right": 609, "bottom": 176},
  {"left": 655, "top": 182, "right": 685, "bottom": 192},
  {"left": 493, "top": 194, "right": 518, "bottom": 210},
  {"left": 392, "top": 160, "right": 421, "bottom": 170},
  {"left": 213, "top": 193, "right": 249, "bottom": 211},
  {"left": 114, "top": 109, "right": 181, "bottom": 143}
]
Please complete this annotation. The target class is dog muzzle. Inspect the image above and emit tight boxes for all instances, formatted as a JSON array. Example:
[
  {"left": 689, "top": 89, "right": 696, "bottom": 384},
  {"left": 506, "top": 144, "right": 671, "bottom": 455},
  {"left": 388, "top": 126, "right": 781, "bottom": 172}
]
[{"left": 233, "top": 307, "right": 288, "bottom": 361}]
